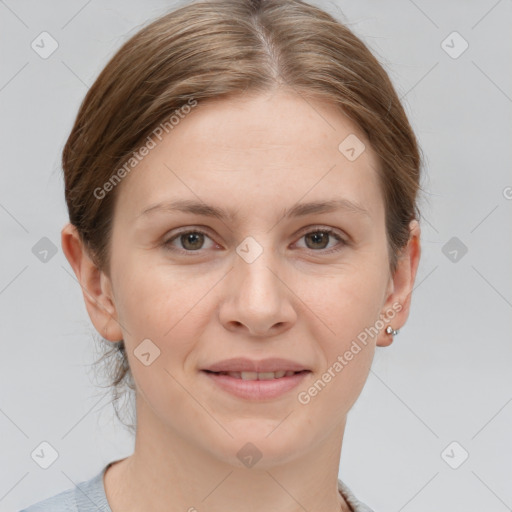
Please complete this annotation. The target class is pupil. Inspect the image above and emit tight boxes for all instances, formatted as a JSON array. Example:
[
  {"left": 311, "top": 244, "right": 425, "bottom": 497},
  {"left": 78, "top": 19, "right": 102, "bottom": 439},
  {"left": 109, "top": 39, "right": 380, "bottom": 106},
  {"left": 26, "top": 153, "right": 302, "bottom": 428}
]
[
  {"left": 182, "top": 232, "right": 203, "bottom": 250},
  {"left": 307, "top": 232, "right": 327, "bottom": 249}
]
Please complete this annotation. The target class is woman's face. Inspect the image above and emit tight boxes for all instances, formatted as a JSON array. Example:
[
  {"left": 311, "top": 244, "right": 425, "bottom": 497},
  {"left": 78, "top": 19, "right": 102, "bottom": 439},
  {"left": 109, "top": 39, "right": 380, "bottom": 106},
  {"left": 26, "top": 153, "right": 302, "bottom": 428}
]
[{"left": 66, "top": 89, "right": 419, "bottom": 467}]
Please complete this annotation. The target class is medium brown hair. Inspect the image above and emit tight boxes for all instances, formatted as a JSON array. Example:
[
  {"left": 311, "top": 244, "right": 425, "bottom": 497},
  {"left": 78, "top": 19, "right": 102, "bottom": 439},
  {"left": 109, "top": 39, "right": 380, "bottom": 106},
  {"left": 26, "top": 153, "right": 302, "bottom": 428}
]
[{"left": 63, "top": 0, "right": 422, "bottom": 432}]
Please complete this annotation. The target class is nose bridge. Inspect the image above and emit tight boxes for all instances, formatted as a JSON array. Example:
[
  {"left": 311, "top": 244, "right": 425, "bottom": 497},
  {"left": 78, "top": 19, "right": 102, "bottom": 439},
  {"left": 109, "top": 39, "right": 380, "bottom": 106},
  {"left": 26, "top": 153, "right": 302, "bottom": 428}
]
[
  {"left": 217, "top": 230, "right": 297, "bottom": 335},
  {"left": 234, "top": 233, "right": 281, "bottom": 302}
]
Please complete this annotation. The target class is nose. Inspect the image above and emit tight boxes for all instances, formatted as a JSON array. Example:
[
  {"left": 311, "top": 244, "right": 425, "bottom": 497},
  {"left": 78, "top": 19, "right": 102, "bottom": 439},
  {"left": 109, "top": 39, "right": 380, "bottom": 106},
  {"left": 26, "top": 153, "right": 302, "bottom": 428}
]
[{"left": 218, "top": 245, "right": 297, "bottom": 337}]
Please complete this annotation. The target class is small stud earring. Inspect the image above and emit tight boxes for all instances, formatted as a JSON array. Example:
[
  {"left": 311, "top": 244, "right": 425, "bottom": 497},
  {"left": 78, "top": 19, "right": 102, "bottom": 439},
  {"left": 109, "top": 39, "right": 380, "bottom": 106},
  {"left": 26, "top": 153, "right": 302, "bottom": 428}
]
[{"left": 386, "top": 326, "right": 399, "bottom": 336}]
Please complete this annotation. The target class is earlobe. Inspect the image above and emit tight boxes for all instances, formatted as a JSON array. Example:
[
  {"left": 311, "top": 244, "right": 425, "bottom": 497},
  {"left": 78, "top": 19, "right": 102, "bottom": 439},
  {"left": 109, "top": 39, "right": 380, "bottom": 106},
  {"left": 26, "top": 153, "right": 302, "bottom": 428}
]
[
  {"left": 61, "top": 223, "right": 123, "bottom": 342},
  {"left": 376, "top": 220, "right": 421, "bottom": 347}
]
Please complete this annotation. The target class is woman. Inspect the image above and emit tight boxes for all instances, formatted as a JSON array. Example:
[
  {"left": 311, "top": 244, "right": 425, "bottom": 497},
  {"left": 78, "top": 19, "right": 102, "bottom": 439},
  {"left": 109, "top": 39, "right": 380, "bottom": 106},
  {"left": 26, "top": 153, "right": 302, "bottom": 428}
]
[{"left": 21, "top": 0, "right": 421, "bottom": 510}]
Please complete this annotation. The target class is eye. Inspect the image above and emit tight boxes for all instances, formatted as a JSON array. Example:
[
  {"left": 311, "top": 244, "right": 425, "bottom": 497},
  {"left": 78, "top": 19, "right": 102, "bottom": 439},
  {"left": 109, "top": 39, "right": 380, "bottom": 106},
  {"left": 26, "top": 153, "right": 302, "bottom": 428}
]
[
  {"left": 163, "top": 229, "right": 217, "bottom": 254},
  {"left": 295, "top": 227, "right": 347, "bottom": 254},
  {"left": 163, "top": 226, "right": 347, "bottom": 255}
]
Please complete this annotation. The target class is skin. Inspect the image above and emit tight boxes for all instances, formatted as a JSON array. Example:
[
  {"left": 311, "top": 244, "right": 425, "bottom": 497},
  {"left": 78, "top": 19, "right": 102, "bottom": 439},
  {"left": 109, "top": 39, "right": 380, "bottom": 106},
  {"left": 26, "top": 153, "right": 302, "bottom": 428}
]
[{"left": 62, "top": 88, "right": 421, "bottom": 512}]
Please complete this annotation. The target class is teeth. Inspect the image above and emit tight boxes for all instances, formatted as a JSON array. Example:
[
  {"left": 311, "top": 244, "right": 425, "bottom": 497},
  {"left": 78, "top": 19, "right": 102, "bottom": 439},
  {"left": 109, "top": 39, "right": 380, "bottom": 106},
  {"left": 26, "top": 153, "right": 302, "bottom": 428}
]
[
  {"left": 222, "top": 371, "right": 300, "bottom": 380},
  {"left": 258, "top": 372, "right": 276, "bottom": 380}
]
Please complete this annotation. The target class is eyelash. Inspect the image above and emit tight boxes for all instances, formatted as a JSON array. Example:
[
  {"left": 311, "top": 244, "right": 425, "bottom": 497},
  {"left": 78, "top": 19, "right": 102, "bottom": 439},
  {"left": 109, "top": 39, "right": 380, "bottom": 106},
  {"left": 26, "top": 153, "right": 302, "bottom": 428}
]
[{"left": 163, "top": 226, "right": 348, "bottom": 256}]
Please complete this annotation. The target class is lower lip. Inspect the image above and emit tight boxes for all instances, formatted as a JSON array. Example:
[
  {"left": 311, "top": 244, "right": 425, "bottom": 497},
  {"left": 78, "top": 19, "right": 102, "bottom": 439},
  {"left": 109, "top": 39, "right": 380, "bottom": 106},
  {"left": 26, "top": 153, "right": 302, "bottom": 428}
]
[{"left": 201, "top": 370, "right": 310, "bottom": 400}]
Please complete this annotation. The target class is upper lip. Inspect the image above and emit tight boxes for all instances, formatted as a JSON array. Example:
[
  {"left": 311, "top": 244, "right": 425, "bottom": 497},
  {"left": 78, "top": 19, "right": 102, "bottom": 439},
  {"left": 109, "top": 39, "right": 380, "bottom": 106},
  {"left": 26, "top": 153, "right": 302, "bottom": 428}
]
[{"left": 202, "top": 357, "right": 310, "bottom": 373}]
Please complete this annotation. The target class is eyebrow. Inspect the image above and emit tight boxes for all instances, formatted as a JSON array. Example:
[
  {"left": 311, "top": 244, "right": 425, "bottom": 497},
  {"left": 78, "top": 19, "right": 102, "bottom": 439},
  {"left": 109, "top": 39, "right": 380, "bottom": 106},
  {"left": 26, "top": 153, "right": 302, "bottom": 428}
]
[{"left": 137, "top": 198, "right": 370, "bottom": 222}]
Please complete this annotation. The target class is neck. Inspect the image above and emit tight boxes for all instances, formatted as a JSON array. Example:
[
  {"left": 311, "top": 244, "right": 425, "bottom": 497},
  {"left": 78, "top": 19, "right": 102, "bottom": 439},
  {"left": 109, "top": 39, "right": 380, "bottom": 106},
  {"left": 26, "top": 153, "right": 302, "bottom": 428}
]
[{"left": 104, "top": 397, "right": 351, "bottom": 512}]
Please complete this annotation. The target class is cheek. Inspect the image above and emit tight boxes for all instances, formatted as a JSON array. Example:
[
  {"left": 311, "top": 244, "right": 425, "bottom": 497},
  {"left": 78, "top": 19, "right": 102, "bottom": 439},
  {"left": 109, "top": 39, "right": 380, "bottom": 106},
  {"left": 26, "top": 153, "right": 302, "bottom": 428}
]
[
  {"left": 113, "top": 251, "right": 197, "bottom": 330},
  {"left": 293, "top": 275, "right": 382, "bottom": 419},
  {"left": 113, "top": 259, "right": 211, "bottom": 371},
  {"left": 298, "top": 261, "right": 386, "bottom": 335}
]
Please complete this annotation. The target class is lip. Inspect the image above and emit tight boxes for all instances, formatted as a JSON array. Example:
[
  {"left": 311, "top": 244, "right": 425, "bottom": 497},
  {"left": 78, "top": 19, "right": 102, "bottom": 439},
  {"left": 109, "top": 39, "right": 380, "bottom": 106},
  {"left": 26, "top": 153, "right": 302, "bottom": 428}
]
[
  {"left": 202, "top": 357, "right": 310, "bottom": 373},
  {"left": 201, "top": 369, "right": 310, "bottom": 400}
]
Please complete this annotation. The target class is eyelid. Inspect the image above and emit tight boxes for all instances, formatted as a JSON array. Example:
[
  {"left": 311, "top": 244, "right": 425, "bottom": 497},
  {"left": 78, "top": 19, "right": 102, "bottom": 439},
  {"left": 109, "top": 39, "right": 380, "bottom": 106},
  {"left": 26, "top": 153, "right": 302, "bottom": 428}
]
[
  {"left": 163, "top": 225, "right": 219, "bottom": 252},
  {"left": 293, "top": 225, "right": 348, "bottom": 253},
  {"left": 163, "top": 224, "right": 349, "bottom": 255}
]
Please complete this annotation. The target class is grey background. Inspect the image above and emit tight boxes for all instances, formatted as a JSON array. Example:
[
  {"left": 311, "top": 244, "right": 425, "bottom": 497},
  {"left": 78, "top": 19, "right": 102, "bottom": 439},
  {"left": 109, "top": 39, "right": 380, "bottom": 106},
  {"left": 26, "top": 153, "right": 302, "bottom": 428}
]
[{"left": 1, "top": 0, "right": 511, "bottom": 510}]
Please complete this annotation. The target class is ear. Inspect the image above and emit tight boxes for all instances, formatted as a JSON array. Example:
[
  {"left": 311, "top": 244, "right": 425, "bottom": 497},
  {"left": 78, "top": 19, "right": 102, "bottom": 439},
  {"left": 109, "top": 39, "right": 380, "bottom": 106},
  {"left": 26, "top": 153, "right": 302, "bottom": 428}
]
[
  {"left": 376, "top": 220, "right": 421, "bottom": 347},
  {"left": 61, "top": 222, "right": 123, "bottom": 342}
]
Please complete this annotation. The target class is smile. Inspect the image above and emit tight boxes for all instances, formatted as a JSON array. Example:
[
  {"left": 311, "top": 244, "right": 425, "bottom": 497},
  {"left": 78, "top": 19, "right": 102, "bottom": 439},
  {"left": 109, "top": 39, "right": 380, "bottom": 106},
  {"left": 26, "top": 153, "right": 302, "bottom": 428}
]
[
  {"left": 209, "top": 370, "right": 304, "bottom": 380},
  {"left": 201, "top": 369, "right": 311, "bottom": 400}
]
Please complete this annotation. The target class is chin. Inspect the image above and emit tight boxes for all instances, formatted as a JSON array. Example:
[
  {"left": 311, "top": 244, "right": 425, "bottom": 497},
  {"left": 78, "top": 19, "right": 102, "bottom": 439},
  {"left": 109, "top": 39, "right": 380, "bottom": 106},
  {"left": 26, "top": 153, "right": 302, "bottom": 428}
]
[{"left": 208, "top": 420, "right": 310, "bottom": 469}]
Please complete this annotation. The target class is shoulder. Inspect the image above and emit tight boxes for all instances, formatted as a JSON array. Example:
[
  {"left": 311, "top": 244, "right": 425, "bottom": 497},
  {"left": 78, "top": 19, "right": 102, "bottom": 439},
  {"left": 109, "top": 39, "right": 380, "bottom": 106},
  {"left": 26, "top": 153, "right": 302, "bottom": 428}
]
[
  {"left": 19, "top": 465, "right": 111, "bottom": 512},
  {"left": 338, "top": 479, "right": 376, "bottom": 512},
  {"left": 19, "top": 487, "right": 77, "bottom": 511}
]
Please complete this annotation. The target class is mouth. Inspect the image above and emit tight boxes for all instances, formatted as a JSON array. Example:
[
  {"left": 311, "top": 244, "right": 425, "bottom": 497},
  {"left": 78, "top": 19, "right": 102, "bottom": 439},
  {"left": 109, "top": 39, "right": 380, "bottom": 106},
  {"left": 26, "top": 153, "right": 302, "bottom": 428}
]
[
  {"left": 201, "top": 369, "right": 311, "bottom": 400},
  {"left": 202, "top": 369, "right": 310, "bottom": 380}
]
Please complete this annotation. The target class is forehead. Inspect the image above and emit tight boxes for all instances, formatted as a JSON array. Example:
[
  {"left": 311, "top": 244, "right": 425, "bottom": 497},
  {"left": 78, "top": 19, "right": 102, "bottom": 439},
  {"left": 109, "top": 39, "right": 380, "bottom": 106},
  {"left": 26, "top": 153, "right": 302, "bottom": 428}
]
[{"left": 114, "top": 90, "right": 384, "bottom": 223}]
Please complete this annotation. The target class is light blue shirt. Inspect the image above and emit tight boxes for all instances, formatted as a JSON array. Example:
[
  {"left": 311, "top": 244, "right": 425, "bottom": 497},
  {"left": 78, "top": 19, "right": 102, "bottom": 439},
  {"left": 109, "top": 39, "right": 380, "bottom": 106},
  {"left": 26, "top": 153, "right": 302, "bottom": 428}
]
[{"left": 20, "top": 460, "right": 375, "bottom": 511}]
